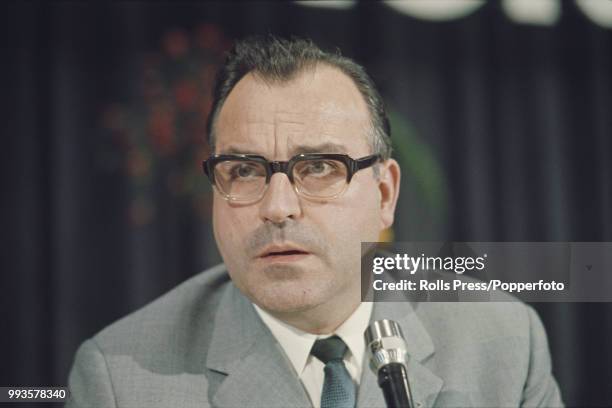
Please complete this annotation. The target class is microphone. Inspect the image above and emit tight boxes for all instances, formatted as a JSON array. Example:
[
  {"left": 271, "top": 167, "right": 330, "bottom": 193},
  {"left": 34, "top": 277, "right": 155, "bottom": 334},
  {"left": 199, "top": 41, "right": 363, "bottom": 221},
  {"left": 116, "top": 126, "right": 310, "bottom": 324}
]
[{"left": 364, "top": 320, "right": 415, "bottom": 408}]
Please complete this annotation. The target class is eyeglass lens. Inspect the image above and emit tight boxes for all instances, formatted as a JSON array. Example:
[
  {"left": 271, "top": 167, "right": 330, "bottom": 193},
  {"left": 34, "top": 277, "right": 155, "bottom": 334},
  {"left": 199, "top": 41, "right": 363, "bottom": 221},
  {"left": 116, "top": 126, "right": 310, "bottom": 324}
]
[{"left": 213, "top": 158, "right": 349, "bottom": 201}]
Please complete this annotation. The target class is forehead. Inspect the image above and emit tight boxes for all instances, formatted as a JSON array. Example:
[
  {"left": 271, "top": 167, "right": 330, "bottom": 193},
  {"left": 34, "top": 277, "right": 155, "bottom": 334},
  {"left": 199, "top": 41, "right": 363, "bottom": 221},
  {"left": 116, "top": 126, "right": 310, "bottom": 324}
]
[{"left": 214, "top": 64, "right": 372, "bottom": 156}]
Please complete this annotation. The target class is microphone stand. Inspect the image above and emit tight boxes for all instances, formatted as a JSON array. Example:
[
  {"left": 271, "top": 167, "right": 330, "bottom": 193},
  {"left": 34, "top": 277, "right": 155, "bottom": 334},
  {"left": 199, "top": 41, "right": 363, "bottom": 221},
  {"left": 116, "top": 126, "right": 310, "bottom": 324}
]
[{"left": 377, "top": 362, "right": 413, "bottom": 408}]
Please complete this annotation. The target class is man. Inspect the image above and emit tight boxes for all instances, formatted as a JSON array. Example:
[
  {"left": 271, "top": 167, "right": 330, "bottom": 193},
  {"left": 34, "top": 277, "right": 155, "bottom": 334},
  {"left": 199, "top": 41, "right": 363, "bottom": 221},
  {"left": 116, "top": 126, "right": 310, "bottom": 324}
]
[{"left": 67, "top": 36, "right": 563, "bottom": 407}]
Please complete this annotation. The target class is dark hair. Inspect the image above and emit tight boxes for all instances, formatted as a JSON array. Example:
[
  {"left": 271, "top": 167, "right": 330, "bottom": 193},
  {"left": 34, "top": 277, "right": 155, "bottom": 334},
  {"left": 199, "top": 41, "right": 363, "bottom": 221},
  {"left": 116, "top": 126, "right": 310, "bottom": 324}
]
[{"left": 206, "top": 35, "right": 392, "bottom": 159}]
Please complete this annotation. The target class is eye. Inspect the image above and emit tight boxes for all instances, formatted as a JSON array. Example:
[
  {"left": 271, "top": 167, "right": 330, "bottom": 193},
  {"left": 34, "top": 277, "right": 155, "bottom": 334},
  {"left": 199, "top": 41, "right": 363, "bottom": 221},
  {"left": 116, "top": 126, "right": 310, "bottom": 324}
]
[
  {"left": 299, "top": 160, "right": 339, "bottom": 177},
  {"left": 229, "top": 162, "right": 263, "bottom": 180}
]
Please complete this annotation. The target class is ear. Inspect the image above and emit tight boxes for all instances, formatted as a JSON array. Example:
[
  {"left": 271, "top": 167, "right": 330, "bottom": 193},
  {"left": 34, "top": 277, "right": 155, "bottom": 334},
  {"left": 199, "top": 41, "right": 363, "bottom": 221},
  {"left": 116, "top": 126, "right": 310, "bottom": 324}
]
[{"left": 378, "top": 159, "right": 401, "bottom": 230}]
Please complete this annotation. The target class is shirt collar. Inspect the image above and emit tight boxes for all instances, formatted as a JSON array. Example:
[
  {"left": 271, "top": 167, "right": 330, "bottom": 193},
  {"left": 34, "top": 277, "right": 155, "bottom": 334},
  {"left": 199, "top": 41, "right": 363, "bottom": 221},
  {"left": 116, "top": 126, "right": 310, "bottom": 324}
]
[{"left": 254, "top": 302, "right": 374, "bottom": 377}]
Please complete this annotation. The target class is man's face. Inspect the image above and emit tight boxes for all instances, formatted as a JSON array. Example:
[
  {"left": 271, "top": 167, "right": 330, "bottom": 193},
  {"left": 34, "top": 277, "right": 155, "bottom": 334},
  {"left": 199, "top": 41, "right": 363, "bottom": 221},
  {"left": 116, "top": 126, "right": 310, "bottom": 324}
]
[{"left": 212, "top": 64, "right": 398, "bottom": 315}]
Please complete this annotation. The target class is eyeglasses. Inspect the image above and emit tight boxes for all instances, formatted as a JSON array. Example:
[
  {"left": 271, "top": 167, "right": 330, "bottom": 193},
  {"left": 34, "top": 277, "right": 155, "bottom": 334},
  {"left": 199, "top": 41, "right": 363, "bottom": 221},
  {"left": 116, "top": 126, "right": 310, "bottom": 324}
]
[{"left": 202, "top": 153, "right": 381, "bottom": 203}]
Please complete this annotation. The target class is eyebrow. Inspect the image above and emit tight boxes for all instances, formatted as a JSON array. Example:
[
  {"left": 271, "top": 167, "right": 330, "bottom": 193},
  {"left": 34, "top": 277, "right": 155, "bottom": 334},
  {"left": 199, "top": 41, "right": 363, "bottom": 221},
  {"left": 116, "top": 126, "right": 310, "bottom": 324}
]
[
  {"left": 219, "top": 142, "right": 349, "bottom": 156},
  {"left": 219, "top": 146, "right": 264, "bottom": 155},
  {"left": 291, "top": 142, "right": 348, "bottom": 155}
]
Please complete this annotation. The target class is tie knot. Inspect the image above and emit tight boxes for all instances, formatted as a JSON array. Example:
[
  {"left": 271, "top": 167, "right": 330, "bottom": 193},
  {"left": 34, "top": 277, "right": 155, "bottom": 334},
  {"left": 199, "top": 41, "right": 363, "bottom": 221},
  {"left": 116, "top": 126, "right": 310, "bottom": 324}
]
[{"left": 311, "top": 335, "right": 348, "bottom": 364}]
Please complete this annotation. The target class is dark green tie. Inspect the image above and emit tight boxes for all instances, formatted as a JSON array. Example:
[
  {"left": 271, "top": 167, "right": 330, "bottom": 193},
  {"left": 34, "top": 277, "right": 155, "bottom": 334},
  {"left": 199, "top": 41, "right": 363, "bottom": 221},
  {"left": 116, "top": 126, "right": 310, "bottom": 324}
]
[{"left": 311, "top": 336, "right": 356, "bottom": 408}]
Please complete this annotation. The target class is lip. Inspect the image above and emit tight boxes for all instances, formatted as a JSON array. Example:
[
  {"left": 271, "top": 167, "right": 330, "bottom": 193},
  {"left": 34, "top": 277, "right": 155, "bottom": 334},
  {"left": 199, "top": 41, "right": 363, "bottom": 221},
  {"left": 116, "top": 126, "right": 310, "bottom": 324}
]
[{"left": 256, "top": 243, "right": 312, "bottom": 262}]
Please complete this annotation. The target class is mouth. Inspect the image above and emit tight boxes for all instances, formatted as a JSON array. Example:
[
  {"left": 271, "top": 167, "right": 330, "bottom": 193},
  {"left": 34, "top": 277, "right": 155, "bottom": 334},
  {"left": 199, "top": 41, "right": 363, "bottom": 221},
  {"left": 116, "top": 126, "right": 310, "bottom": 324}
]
[{"left": 257, "top": 244, "right": 311, "bottom": 262}]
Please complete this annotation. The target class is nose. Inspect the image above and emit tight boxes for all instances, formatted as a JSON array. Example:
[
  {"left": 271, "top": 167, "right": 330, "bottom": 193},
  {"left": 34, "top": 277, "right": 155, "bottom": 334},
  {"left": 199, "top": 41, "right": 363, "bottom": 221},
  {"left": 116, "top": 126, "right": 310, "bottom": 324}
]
[{"left": 258, "top": 172, "right": 302, "bottom": 224}]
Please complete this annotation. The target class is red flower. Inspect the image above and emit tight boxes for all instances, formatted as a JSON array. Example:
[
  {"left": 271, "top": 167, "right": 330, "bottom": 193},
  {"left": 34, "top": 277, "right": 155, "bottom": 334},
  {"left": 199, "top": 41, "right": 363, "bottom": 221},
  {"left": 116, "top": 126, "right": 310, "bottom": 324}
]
[
  {"left": 174, "top": 80, "right": 199, "bottom": 111},
  {"left": 162, "top": 29, "right": 190, "bottom": 58}
]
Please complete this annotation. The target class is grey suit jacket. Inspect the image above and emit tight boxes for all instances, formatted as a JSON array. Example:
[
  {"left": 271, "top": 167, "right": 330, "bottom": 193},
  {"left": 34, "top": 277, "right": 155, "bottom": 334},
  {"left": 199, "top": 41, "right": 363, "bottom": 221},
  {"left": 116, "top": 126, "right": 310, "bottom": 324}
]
[{"left": 66, "top": 264, "right": 563, "bottom": 407}]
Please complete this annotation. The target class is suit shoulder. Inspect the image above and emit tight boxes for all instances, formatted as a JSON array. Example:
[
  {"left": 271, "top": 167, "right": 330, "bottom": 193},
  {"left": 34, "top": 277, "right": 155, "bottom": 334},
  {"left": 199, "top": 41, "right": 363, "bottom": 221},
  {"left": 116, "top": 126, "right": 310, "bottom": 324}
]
[{"left": 93, "top": 263, "right": 230, "bottom": 351}]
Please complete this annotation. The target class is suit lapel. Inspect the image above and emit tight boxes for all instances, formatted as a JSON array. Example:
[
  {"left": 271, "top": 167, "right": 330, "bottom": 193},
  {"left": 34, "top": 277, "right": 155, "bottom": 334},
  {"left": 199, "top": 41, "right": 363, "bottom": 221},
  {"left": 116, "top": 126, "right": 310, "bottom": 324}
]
[
  {"left": 205, "top": 281, "right": 443, "bottom": 408},
  {"left": 206, "top": 284, "right": 311, "bottom": 408},
  {"left": 357, "top": 301, "right": 444, "bottom": 408}
]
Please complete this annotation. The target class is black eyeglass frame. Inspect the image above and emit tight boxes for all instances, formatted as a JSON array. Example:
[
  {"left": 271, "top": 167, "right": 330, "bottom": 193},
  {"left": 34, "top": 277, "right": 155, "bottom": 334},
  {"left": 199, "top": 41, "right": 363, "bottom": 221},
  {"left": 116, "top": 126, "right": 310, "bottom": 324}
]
[{"left": 202, "top": 153, "right": 382, "bottom": 200}]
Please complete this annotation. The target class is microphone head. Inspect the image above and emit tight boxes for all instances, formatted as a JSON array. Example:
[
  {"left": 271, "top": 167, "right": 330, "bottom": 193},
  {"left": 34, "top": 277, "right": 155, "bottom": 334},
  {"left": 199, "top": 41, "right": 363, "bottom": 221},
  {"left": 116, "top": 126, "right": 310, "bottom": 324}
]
[{"left": 364, "top": 319, "right": 408, "bottom": 374}]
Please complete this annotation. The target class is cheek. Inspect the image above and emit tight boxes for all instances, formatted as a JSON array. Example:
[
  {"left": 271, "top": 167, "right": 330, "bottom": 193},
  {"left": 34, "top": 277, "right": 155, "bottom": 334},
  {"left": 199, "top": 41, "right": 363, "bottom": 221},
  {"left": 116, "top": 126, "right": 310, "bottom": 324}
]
[
  {"left": 212, "top": 197, "right": 225, "bottom": 242},
  {"left": 212, "top": 198, "right": 250, "bottom": 255},
  {"left": 343, "top": 204, "right": 381, "bottom": 244},
  {"left": 308, "top": 187, "right": 381, "bottom": 255},
  {"left": 336, "top": 178, "right": 382, "bottom": 241}
]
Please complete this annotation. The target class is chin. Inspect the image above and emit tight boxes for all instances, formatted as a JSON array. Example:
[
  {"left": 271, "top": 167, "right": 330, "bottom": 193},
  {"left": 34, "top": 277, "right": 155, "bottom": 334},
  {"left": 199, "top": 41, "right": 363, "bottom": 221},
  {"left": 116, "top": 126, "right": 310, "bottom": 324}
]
[{"left": 245, "top": 275, "right": 334, "bottom": 315}]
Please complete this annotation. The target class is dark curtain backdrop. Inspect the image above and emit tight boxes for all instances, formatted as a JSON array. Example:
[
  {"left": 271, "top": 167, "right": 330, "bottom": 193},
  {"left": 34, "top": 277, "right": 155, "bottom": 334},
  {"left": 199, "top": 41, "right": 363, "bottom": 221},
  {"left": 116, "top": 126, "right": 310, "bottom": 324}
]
[{"left": 1, "top": 1, "right": 611, "bottom": 407}]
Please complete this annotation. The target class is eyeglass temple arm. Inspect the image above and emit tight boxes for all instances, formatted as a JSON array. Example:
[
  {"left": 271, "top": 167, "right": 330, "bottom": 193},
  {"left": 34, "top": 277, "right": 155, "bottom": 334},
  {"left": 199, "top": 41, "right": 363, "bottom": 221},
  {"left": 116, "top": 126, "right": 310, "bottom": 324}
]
[{"left": 353, "top": 154, "right": 382, "bottom": 172}]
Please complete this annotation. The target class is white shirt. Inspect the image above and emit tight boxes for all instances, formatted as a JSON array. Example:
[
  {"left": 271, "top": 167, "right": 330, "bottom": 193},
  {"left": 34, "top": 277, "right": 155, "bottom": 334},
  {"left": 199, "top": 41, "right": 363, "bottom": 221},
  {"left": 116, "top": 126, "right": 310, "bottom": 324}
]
[{"left": 254, "top": 302, "right": 374, "bottom": 408}]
